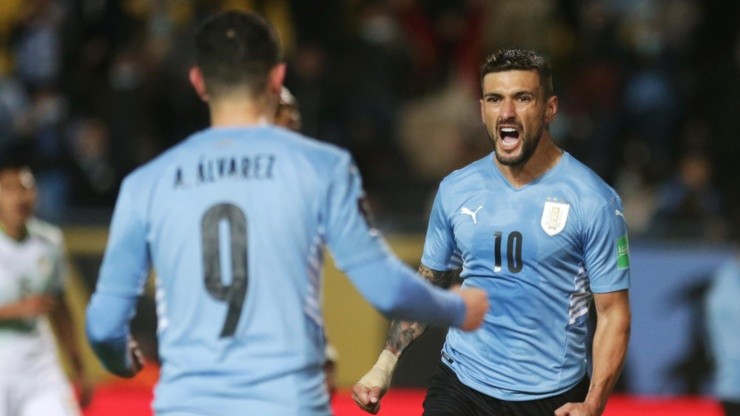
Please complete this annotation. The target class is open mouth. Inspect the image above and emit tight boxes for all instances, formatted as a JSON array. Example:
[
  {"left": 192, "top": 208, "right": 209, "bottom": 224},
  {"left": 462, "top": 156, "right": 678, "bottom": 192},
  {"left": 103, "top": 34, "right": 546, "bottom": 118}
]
[{"left": 498, "top": 126, "right": 520, "bottom": 150}]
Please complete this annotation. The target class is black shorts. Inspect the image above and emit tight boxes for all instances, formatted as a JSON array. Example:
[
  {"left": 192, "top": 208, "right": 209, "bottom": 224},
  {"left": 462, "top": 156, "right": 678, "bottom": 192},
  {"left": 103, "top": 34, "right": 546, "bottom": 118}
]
[
  {"left": 722, "top": 400, "right": 740, "bottom": 416},
  {"left": 423, "top": 362, "right": 590, "bottom": 416}
]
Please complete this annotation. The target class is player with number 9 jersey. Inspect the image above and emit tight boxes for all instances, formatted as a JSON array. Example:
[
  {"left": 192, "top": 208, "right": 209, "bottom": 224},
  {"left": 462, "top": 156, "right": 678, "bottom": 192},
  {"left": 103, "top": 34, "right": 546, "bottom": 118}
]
[{"left": 86, "top": 123, "right": 484, "bottom": 415}]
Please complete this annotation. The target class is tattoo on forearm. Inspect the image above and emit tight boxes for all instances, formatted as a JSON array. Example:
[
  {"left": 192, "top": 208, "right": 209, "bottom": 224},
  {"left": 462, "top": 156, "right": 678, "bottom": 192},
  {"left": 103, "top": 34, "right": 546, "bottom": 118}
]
[
  {"left": 384, "top": 265, "right": 458, "bottom": 355},
  {"left": 385, "top": 320, "right": 426, "bottom": 355},
  {"left": 417, "top": 264, "right": 456, "bottom": 288}
]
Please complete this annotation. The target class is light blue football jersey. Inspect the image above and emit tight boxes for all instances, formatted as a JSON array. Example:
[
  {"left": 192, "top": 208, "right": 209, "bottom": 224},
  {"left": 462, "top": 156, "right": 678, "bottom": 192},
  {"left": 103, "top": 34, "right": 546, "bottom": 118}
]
[
  {"left": 705, "top": 257, "right": 740, "bottom": 401},
  {"left": 422, "top": 151, "right": 631, "bottom": 401},
  {"left": 86, "top": 125, "right": 466, "bottom": 415}
]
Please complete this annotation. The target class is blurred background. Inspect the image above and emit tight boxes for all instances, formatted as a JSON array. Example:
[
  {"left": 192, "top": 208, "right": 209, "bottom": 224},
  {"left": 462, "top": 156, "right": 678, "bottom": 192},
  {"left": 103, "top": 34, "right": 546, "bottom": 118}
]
[{"left": 0, "top": 0, "right": 738, "bottom": 414}]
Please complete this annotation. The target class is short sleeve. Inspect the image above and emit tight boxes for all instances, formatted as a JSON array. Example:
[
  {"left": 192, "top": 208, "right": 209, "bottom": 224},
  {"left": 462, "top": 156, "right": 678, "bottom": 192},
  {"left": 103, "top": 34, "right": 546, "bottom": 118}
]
[
  {"left": 421, "top": 187, "right": 458, "bottom": 271},
  {"left": 583, "top": 194, "right": 631, "bottom": 293}
]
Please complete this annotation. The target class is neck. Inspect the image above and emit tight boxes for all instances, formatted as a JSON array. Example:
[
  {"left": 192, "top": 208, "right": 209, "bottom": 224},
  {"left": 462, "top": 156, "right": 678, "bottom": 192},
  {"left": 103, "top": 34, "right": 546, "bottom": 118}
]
[
  {"left": 0, "top": 219, "right": 27, "bottom": 241},
  {"left": 495, "top": 134, "right": 563, "bottom": 188},
  {"left": 208, "top": 95, "right": 277, "bottom": 128}
]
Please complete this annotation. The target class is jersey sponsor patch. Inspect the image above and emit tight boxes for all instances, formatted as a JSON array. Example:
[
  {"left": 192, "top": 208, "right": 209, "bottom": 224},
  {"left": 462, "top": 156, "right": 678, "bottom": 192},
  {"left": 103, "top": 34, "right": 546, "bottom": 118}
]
[
  {"left": 540, "top": 201, "right": 570, "bottom": 236},
  {"left": 616, "top": 235, "right": 630, "bottom": 270}
]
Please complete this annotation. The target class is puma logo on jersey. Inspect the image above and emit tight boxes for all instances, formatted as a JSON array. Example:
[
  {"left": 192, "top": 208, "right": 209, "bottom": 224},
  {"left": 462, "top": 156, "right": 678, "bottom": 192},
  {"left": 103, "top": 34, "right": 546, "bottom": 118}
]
[
  {"left": 461, "top": 206, "right": 483, "bottom": 224},
  {"left": 615, "top": 209, "right": 625, "bottom": 219}
]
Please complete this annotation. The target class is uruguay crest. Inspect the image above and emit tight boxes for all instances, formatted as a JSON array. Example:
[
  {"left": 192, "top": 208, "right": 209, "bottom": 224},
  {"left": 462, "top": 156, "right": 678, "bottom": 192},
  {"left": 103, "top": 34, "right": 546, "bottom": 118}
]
[{"left": 541, "top": 200, "right": 570, "bottom": 236}]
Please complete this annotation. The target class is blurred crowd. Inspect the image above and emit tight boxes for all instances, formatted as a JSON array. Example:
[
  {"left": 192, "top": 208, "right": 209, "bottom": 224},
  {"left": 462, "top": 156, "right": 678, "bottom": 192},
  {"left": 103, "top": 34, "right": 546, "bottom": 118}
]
[{"left": 0, "top": 0, "right": 737, "bottom": 241}]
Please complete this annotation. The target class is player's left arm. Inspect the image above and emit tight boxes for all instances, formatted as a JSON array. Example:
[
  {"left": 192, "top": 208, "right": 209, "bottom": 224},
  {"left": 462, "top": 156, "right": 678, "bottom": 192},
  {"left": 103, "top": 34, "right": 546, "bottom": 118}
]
[
  {"left": 557, "top": 193, "right": 631, "bottom": 416},
  {"left": 556, "top": 290, "right": 631, "bottom": 416},
  {"left": 587, "top": 290, "right": 631, "bottom": 413}
]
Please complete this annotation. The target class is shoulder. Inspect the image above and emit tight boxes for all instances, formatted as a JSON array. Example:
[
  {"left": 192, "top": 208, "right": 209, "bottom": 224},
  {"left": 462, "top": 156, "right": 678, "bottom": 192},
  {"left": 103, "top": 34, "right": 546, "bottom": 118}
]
[
  {"left": 26, "top": 218, "right": 63, "bottom": 247},
  {"left": 438, "top": 154, "right": 493, "bottom": 192},
  {"left": 279, "top": 128, "right": 353, "bottom": 167},
  {"left": 121, "top": 139, "right": 187, "bottom": 192},
  {"left": 273, "top": 130, "right": 360, "bottom": 183},
  {"left": 560, "top": 153, "right": 621, "bottom": 206}
]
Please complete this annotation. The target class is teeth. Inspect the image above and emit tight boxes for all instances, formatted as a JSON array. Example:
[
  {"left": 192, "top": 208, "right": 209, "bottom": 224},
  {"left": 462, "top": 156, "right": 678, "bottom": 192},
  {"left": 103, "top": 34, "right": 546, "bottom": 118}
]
[{"left": 501, "top": 128, "right": 516, "bottom": 133}]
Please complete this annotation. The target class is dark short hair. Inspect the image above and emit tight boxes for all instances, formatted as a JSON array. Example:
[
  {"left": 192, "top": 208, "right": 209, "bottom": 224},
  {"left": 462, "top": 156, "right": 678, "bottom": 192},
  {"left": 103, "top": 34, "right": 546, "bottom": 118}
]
[
  {"left": 479, "top": 48, "right": 554, "bottom": 97},
  {"left": 194, "top": 11, "right": 281, "bottom": 99},
  {"left": 0, "top": 142, "right": 32, "bottom": 174}
]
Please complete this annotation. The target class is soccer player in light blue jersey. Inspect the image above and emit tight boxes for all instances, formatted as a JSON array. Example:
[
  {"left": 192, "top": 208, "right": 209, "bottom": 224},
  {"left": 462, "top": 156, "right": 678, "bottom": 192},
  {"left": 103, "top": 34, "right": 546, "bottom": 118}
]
[
  {"left": 353, "top": 49, "right": 631, "bottom": 416},
  {"left": 705, "top": 251, "right": 740, "bottom": 416},
  {"left": 84, "top": 10, "right": 488, "bottom": 416}
]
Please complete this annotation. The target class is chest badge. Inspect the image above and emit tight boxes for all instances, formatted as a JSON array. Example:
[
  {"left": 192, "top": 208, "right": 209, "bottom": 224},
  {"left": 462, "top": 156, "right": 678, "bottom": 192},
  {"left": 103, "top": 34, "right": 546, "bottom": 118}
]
[{"left": 541, "top": 201, "right": 570, "bottom": 236}]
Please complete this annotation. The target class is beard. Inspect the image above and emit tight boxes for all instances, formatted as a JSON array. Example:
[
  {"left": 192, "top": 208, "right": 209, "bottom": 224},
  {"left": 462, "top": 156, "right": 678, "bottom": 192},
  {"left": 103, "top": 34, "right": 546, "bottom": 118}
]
[{"left": 494, "top": 123, "right": 545, "bottom": 168}]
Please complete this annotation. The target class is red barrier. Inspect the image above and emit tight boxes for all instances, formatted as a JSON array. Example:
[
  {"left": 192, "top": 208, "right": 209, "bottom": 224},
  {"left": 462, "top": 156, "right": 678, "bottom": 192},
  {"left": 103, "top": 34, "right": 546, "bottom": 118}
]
[{"left": 82, "top": 383, "right": 724, "bottom": 416}]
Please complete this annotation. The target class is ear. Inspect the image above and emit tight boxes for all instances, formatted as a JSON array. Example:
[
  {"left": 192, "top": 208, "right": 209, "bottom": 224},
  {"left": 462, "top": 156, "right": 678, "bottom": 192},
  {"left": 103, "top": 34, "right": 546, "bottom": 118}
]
[
  {"left": 544, "top": 95, "right": 558, "bottom": 124},
  {"left": 189, "top": 66, "right": 209, "bottom": 102},
  {"left": 268, "top": 63, "right": 287, "bottom": 96}
]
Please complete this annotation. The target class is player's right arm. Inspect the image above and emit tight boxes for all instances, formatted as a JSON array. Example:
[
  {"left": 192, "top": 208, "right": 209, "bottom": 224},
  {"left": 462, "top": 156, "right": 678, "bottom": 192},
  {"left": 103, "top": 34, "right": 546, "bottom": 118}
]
[{"left": 352, "top": 264, "right": 459, "bottom": 414}]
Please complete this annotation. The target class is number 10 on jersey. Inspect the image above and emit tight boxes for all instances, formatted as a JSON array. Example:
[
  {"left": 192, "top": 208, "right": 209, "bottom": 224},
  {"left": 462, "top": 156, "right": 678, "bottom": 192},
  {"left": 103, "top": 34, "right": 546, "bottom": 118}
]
[{"left": 493, "top": 231, "right": 523, "bottom": 273}]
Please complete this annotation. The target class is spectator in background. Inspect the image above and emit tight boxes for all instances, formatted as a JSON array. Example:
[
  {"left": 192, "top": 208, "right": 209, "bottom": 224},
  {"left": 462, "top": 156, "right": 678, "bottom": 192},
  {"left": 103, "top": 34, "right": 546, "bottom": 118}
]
[
  {"left": 66, "top": 117, "right": 119, "bottom": 210},
  {"left": 0, "top": 75, "right": 32, "bottom": 148},
  {"left": 26, "top": 86, "right": 73, "bottom": 223},
  {"left": 705, "top": 244, "right": 740, "bottom": 416},
  {"left": 648, "top": 151, "right": 727, "bottom": 241},
  {"left": 10, "top": 0, "right": 66, "bottom": 90},
  {"left": 0, "top": 148, "right": 92, "bottom": 415},
  {"left": 612, "top": 135, "right": 662, "bottom": 237}
]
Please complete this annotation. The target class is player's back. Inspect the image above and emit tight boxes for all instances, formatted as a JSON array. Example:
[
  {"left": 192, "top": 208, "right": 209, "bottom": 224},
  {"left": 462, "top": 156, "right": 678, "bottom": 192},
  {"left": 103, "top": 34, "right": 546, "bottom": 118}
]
[{"left": 122, "top": 125, "right": 345, "bottom": 415}]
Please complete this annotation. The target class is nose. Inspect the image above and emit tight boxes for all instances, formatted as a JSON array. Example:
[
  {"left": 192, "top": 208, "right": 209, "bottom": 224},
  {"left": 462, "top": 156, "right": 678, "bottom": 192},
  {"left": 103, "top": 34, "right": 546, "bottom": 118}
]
[{"left": 499, "top": 98, "right": 516, "bottom": 120}]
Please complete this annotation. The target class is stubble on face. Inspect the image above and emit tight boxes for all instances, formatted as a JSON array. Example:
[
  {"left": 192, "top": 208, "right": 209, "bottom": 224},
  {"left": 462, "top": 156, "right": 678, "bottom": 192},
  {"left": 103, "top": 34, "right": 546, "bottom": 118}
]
[
  {"left": 493, "top": 121, "right": 544, "bottom": 168},
  {"left": 482, "top": 70, "right": 549, "bottom": 169}
]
